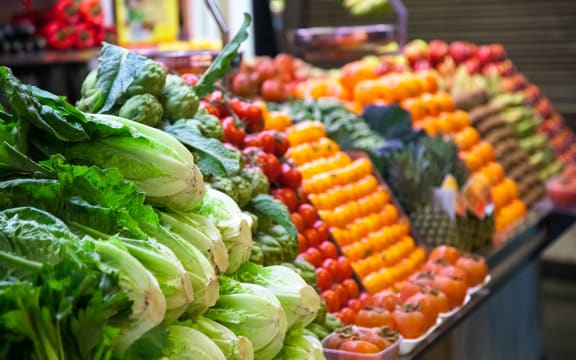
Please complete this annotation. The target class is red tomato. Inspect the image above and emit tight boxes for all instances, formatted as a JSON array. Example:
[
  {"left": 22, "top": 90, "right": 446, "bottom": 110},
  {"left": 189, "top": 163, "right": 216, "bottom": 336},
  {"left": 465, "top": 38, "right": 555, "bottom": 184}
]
[
  {"left": 339, "top": 307, "right": 357, "bottom": 324},
  {"left": 323, "top": 258, "right": 340, "bottom": 278},
  {"left": 304, "top": 228, "right": 322, "bottom": 248},
  {"left": 244, "top": 134, "right": 261, "bottom": 148},
  {"left": 343, "top": 278, "right": 360, "bottom": 299},
  {"left": 301, "top": 247, "right": 323, "bottom": 267},
  {"left": 316, "top": 267, "right": 333, "bottom": 291},
  {"left": 272, "top": 188, "right": 298, "bottom": 212},
  {"left": 393, "top": 305, "right": 428, "bottom": 339},
  {"left": 334, "top": 283, "right": 349, "bottom": 305},
  {"left": 290, "top": 213, "right": 305, "bottom": 233},
  {"left": 429, "top": 245, "right": 462, "bottom": 265},
  {"left": 405, "top": 293, "right": 439, "bottom": 328},
  {"left": 369, "top": 290, "right": 401, "bottom": 312},
  {"left": 261, "top": 79, "right": 287, "bottom": 102},
  {"left": 256, "top": 153, "right": 281, "bottom": 182},
  {"left": 314, "top": 220, "right": 330, "bottom": 242},
  {"left": 340, "top": 340, "right": 381, "bottom": 354},
  {"left": 222, "top": 116, "right": 246, "bottom": 147},
  {"left": 455, "top": 255, "right": 489, "bottom": 286},
  {"left": 257, "top": 131, "right": 276, "bottom": 154},
  {"left": 181, "top": 73, "right": 198, "bottom": 85},
  {"left": 298, "top": 204, "right": 318, "bottom": 228},
  {"left": 199, "top": 100, "right": 221, "bottom": 118},
  {"left": 359, "top": 292, "right": 372, "bottom": 305},
  {"left": 273, "top": 132, "right": 290, "bottom": 157},
  {"left": 355, "top": 307, "right": 395, "bottom": 328},
  {"left": 297, "top": 233, "right": 307, "bottom": 252},
  {"left": 323, "top": 289, "right": 341, "bottom": 312},
  {"left": 432, "top": 275, "right": 467, "bottom": 309},
  {"left": 337, "top": 256, "right": 354, "bottom": 280},
  {"left": 347, "top": 298, "right": 364, "bottom": 312},
  {"left": 319, "top": 241, "right": 338, "bottom": 260},
  {"left": 277, "top": 163, "right": 303, "bottom": 189}
]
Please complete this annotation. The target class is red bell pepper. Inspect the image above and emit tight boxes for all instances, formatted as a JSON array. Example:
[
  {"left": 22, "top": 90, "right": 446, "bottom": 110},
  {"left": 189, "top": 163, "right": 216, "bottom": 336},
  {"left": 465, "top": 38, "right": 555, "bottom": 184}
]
[
  {"left": 74, "top": 23, "right": 96, "bottom": 49},
  {"left": 51, "top": 0, "right": 81, "bottom": 24},
  {"left": 42, "top": 21, "right": 75, "bottom": 50},
  {"left": 79, "top": 0, "right": 104, "bottom": 25}
]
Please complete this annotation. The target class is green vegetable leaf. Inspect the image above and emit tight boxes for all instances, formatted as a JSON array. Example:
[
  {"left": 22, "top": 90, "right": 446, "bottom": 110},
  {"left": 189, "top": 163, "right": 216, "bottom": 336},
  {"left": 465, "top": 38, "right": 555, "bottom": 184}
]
[
  {"left": 96, "top": 43, "right": 147, "bottom": 113},
  {"left": 194, "top": 13, "right": 251, "bottom": 98},
  {"left": 249, "top": 194, "right": 297, "bottom": 240},
  {"left": 0, "top": 66, "right": 88, "bottom": 142},
  {"left": 163, "top": 120, "right": 242, "bottom": 176}
]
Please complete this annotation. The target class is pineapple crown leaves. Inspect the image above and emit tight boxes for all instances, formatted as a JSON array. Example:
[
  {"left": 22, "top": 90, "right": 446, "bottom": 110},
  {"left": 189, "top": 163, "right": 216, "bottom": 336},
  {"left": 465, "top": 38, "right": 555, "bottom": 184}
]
[{"left": 380, "top": 135, "right": 469, "bottom": 214}]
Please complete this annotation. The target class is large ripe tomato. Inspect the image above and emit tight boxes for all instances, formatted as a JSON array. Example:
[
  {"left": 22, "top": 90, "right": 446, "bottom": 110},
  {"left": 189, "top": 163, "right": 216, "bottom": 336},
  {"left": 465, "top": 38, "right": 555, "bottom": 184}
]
[
  {"left": 393, "top": 305, "right": 428, "bottom": 339},
  {"left": 455, "top": 255, "right": 489, "bottom": 286},
  {"left": 429, "top": 245, "right": 462, "bottom": 265},
  {"left": 316, "top": 267, "right": 333, "bottom": 291},
  {"left": 339, "top": 340, "right": 381, "bottom": 354},
  {"left": 323, "top": 289, "right": 342, "bottom": 312},
  {"left": 290, "top": 213, "right": 305, "bottom": 233},
  {"left": 369, "top": 289, "right": 401, "bottom": 311},
  {"left": 298, "top": 203, "right": 319, "bottom": 228},
  {"left": 304, "top": 228, "right": 322, "bottom": 248},
  {"left": 439, "top": 265, "right": 469, "bottom": 287},
  {"left": 432, "top": 275, "right": 467, "bottom": 309},
  {"left": 405, "top": 293, "right": 439, "bottom": 328},
  {"left": 355, "top": 307, "right": 395, "bottom": 328},
  {"left": 337, "top": 256, "right": 354, "bottom": 279},
  {"left": 319, "top": 241, "right": 338, "bottom": 260},
  {"left": 261, "top": 79, "right": 288, "bottom": 102},
  {"left": 343, "top": 278, "right": 360, "bottom": 299},
  {"left": 314, "top": 220, "right": 330, "bottom": 242},
  {"left": 277, "top": 163, "right": 303, "bottom": 189}
]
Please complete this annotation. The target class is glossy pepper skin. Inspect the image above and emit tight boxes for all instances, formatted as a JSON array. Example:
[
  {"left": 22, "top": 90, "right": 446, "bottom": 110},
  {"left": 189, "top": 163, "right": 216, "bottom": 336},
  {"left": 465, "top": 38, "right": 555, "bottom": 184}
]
[
  {"left": 42, "top": 21, "right": 75, "bottom": 50},
  {"left": 78, "top": 0, "right": 104, "bottom": 25},
  {"left": 51, "top": 0, "right": 81, "bottom": 23},
  {"left": 74, "top": 23, "right": 96, "bottom": 49}
]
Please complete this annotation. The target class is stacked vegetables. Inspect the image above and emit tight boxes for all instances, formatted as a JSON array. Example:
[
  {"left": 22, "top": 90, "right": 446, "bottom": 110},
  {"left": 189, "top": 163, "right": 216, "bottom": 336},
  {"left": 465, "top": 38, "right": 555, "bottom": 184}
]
[{"left": 0, "top": 15, "right": 327, "bottom": 360}]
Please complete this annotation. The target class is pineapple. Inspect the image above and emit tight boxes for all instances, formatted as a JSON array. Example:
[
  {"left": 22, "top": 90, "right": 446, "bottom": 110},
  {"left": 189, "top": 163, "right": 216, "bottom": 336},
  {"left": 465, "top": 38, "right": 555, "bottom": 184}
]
[
  {"left": 456, "top": 210, "right": 495, "bottom": 252},
  {"left": 410, "top": 205, "right": 459, "bottom": 248}
]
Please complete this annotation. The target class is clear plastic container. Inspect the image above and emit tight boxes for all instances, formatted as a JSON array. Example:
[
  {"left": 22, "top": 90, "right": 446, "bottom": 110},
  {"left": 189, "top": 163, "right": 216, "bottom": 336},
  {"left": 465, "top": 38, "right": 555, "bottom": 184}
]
[{"left": 322, "top": 326, "right": 401, "bottom": 360}]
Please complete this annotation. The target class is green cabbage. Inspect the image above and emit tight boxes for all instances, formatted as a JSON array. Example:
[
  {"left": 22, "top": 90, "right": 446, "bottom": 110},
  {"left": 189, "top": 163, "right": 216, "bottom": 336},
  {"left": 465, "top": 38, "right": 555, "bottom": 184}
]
[
  {"left": 163, "top": 325, "right": 226, "bottom": 360},
  {"left": 159, "top": 211, "right": 228, "bottom": 274},
  {"left": 204, "top": 276, "right": 287, "bottom": 360},
  {"left": 63, "top": 114, "right": 205, "bottom": 212},
  {"left": 185, "top": 316, "right": 254, "bottom": 360},
  {"left": 234, "top": 262, "right": 321, "bottom": 330},
  {"left": 192, "top": 187, "right": 253, "bottom": 273},
  {"left": 273, "top": 328, "right": 326, "bottom": 360}
]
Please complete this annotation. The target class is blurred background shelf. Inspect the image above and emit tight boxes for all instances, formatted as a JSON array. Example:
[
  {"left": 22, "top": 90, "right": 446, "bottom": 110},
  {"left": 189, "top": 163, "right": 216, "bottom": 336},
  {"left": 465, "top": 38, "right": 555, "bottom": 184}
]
[{"left": 0, "top": 49, "right": 100, "bottom": 67}]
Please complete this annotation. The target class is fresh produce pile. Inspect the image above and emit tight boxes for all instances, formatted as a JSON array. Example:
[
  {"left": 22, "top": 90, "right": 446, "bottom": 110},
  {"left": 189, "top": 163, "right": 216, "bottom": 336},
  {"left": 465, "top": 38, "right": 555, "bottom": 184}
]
[
  {"left": 0, "top": 16, "right": 339, "bottom": 360},
  {"left": 9, "top": 0, "right": 114, "bottom": 51}
]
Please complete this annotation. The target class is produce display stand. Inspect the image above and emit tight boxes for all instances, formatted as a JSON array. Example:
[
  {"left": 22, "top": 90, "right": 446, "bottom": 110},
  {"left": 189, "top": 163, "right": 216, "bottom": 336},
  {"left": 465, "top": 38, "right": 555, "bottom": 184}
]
[{"left": 398, "top": 203, "right": 575, "bottom": 359}]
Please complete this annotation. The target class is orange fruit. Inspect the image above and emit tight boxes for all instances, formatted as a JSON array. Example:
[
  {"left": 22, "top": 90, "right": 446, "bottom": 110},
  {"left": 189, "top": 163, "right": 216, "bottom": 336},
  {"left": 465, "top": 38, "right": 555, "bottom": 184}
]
[
  {"left": 453, "top": 127, "right": 480, "bottom": 150},
  {"left": 340, "top": 61, "right": 377, "bottom": 91},
  {"left": 480, "top": 162, "right": 505, "bottom": 185},
  {"left": 450, "top": 111, "right": 471, "bottom": 131}
]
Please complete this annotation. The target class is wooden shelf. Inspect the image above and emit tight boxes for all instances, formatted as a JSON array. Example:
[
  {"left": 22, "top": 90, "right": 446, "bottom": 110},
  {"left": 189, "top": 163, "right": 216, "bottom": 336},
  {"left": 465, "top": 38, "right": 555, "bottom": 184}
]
[{"left": 0, "top": 49, "right": 100, "bottom": 67}]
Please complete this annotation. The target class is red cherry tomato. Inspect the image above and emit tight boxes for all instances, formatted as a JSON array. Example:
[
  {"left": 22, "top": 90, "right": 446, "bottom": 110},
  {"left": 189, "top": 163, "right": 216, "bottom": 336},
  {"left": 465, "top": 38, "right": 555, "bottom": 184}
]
[
  {"left": 272, "top": 188, "right": 298, "bottom": 212},
  {"left": 199, "top": 100, "right": 221, "bottom": 118},
  {"left": 314, "top": 221, "right": 330, "bottom": 242},
  {"left": 304, "top": 228, "right": 322, "bottom": 248},
  {"left": 339, "top": 307, "right": 357, "bottom": 325},
  {"left": 290, "top": 213, "right": 305, "bottom": 233},
  {"left": 347, "top": 298, "right": 364, "bottom": 312},
  {"left": 277, "top": 163, "right": 303, "bottom": 189},
  {"left": 181, "top": 73, "right": 198, "bottom": 85},
  {"left": 222, "top": 116, "right": 245, "bottom": 147},
  {"left": 334, "top": 283, "right": 349, "bottom": 305},
  {"left": 297, "top": 233, "right": 308, "bottom": 252},
  {"left": 298, "top": 203, "right": 318, "bottom": 228},
  {"left": 323, "top": 289, "right": 341, "bottom": 312},
  {"left": 343, "top": 278, "right": 360, "bottom": 299},
  {"left": 301, "top": 247, "right": 323, "bottom": 267},
  {"left": 316, "top": 267, "right": 333, "bottom": 291},
  {"left": 273, "top": 132, "right": 290, "bottom": 157},
  {"left": 244, "top": 134, "right": 262, "bottom": 148},
  {"left": 323, "top": 258, "right": 340, "bottom": 279},
  {"left": 256, "top": 153, "right": 281, "bottom": 182},
  {"left": 257, "top": 131, "right": 276, "bottom": 154},
  {"left": 337, "top": 256, "right": 354, "bottom": 279},
  {"left": 319, "top": 241, "right": 338, "bottom": 260}
]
